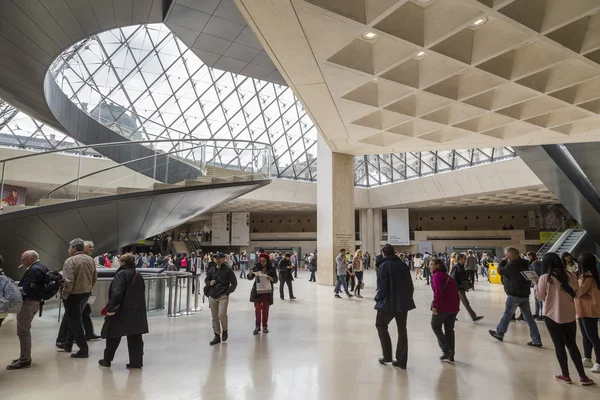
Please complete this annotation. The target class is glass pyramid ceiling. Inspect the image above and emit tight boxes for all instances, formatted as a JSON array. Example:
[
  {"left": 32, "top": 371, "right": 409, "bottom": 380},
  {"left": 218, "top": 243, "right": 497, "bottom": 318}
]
[
  {"left": 51, "top": 23, "right": 318, "bottom": 181},
  {"left": 0, "top": 23, "right": 516, "bottom": 187}
]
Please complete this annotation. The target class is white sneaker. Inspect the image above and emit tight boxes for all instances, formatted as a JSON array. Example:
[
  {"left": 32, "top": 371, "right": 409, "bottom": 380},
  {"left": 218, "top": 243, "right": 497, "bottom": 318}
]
[
  {"left": 592, "top": 363, "right": 600, "bottom": 373},
  {"left": 583, "top": 358, "right": 593, "bottom": 368}
]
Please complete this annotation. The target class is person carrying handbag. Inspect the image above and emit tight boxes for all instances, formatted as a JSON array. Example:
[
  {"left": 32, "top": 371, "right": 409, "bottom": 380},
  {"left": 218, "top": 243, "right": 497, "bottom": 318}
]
[
  {"left": 430, "top": 258, "right": 460, "bottom": 363},
  {"left": 450, "top": 253, "right": 483, "bottom": 322},
  {"left": 247, "top": 253, "right": 278, "bottom": 335},
  {"left": 98, "top": 254, "right": 148, "bottom": 369}
]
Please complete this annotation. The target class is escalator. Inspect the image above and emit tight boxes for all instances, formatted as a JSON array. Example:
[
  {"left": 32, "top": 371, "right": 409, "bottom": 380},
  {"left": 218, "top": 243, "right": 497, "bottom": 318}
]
[
  {"left": 517, "top": 143, "right": 600, "bottom": 255},
  {"left": 544, "top": 229, "right": 590, "bottom": 257}
]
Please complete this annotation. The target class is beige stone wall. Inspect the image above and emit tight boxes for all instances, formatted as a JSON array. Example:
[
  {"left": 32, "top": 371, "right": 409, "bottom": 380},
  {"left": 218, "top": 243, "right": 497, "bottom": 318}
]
[{"left": 409, "top": 205, "right": 539, "bottom": 231}]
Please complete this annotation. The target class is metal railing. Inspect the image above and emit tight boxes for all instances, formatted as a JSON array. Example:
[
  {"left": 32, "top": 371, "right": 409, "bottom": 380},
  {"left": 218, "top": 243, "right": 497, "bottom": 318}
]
[
  {"left": 0, "top": 138, "right": 271, "bottom": 209},
  {"left": 537, "top": 218, "right": 579, "bottom": 257},
  {"left": 166, "top": 272, "right": 202, "bottom": 317}
]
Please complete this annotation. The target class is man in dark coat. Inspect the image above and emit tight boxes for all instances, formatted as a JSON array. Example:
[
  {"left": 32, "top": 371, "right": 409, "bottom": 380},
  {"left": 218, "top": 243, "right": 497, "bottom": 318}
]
[
  {"left": 98, "top": 254, "right": 148, "bottom": 368},
  {"left": 205, "top": 252, "right": 237, "bottom": 346},
  {"left": 451, "top": 254, "right": 483, "bottom": 322},
  {"left": 489, "top": 247, "right": 542, "bottom": 347},
  {"left": 374, "top": 244, "right": 416, "bottom": 369},
  {"left": 278, "top": 253, "right": 296, "bottom": 300}
]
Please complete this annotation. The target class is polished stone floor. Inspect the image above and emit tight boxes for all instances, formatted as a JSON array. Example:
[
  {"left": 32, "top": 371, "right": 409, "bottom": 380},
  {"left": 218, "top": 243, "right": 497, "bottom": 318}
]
[{"left": 0, "top": 269, "right": 598, "bottom": 399}]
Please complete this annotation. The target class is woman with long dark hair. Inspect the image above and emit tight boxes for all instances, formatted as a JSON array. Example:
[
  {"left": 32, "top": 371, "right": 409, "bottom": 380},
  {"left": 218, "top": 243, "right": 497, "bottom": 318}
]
[
  {"left": 561, "top": 252, "right": 578, "bottom": 273},
  {"left": 576, "top": 253, "right": 600, "bottom": 373},
  {"left": 429, "top": 258, "right": 460, "bottom": 363},
  {"left": 247, "top": 253, "right": 278, "bottom": 335},
  {"left": 534, "top": 252, "right": 594, "bottom": 385},
  {"left": 353, "top": 249, "right": 364, "bottom": 298}
]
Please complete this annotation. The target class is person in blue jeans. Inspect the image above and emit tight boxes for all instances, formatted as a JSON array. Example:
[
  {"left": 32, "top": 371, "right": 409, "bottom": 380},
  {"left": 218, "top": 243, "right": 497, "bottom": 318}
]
[
  {"left": 334, "top": 249, "right": 353, "bottom": 299},
  {"left": 489, "top": 247, "right": 542, "bottom": 347}
]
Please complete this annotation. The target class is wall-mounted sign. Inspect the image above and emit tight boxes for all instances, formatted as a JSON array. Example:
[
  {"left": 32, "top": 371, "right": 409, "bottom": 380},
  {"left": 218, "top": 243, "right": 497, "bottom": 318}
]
[
  {"left": 211, "top": 213, "right": 230, "bottom": 246},
  {"left": 231, "top": 212, "right": 250, "bottom": 246},
  {"left": 387, "top": 208, "right": 410, "bottom": 246}
]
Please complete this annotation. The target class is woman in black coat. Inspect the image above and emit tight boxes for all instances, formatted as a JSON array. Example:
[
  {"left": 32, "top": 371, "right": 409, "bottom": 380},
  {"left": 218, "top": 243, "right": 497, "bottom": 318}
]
[
  {"left": 99, "top": 253, "right": 149, "bottom": 369},
  {"left": 247, "top": 253, "right": 278, "bottom": 335}
]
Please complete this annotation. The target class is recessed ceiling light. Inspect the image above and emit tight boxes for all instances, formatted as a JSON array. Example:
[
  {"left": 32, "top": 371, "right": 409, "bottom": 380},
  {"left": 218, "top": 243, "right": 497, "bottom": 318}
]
[
  {"left": 362, "top": 31, "right": 379, "bottom": 40},
  {"left": 416, "top": 51, "right": 426, "bottom": 57},
  {"left": 471, "top": 17, "right": 487, "bottom": 27}
]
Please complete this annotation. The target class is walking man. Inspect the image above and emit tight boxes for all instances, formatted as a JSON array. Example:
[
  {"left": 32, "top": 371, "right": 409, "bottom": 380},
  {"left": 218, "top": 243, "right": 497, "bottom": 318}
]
[
  {"left": 6, "top": 251, "right": 46, "bottom": 370},
  {"left": 465, "top": 250, "right": 478, "bottom": 288},
  {"left": 489, "top": 247, "right": 542, "bottom": 347},
  {"left": 60, "top": 238, "right": 98, "bottom": 358},
  {"left": 374, "top": 244, "right": 415, "bottom": 369},
  {"left": 56, "top": 241, "right": 100, "bottom": 349},
  {"left": 422, "top": 252, "right": 432, "bottom": 285},
  {"left": 278, "top": 253, "right": 296, "bottom": 300},
  {"left": 292, "top": 251, "right": 299, "bottom": 278},
  {"left": 334, "top": 249, "right": 353, "bottom": 298},
  {"left": 205, "top": 252, "right": 237, "bottom": 346},
  {"left": 451, "top": 253, "right": 484, "bottom": 322}
]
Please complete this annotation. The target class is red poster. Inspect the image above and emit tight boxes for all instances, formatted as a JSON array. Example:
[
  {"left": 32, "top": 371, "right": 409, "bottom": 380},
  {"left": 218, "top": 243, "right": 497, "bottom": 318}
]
[{"left": 1, "top": 184, "right": 26, "bottom": 207}]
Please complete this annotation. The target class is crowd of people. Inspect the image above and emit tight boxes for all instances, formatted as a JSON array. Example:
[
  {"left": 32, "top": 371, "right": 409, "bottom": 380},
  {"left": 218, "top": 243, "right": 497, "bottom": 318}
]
[
  {"left": 0, "top": 239, "right": 149, "bottom": 370},
  {"left": 2, "top": 238, "right": 600, "bottom": 388},
  {"left": 372, "top": 243, "right": 600, "bottom": 386}
]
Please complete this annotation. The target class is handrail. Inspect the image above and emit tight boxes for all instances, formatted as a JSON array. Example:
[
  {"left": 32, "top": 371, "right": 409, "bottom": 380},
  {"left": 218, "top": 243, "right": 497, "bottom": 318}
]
[
  {"left": 35, "top": 141, "right": 210, "bottom": 205},
  {"left": 0, "top": 138, "right": 271, "bottom": 164},
  {"left": 537, "top": 217, "right": 577, "bottom": 256},
  {"left": 0, "top": 138, "right": 271, "bottom": 208}
]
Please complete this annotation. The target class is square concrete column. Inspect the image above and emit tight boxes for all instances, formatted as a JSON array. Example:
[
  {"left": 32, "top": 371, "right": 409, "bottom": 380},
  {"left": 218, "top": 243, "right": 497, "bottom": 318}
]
[
  {"left": 373, "top": 209, "right": 382, "bottom": 253},
  {"left": 317, "top": 135, "right": 355, "bottom": 285},
  {"left": 366, "top": 208, "right": 374, "bottom": 256}
]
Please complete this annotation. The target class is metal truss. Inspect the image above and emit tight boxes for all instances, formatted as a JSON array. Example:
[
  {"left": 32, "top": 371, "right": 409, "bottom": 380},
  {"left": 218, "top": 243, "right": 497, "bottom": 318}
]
[
  {"left": 353, "top": 147, "right": 517, "bottom": 187},
  {"left": 50, "top": 24, "right": 318, "bottom": 181},
  {"left": 0, "top": 23, "right": 515, "bottom": 187}
]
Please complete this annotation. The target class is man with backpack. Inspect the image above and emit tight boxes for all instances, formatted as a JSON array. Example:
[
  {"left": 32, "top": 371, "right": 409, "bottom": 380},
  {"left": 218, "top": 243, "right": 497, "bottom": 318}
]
[
  {"left": 6, "top": 250, "right": 47, "bottom": 370},
  {"left": 60, "top": 238, "right": 97, "bottom": 359}
]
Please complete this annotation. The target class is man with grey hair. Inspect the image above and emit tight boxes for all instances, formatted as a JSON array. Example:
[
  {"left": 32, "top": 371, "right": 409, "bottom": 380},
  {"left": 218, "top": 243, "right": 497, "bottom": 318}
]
[
  {"left": 59, "top": 238, "right": 97, "bottom": 358},
  {"left": 7, "top": 250, "right": 47, "bottom": 370},
  {"left": 56, "top": 241, "right": 100, "bottom": 349},
  {"left": 489, "top": 247, "right": 542, "bottom": 347}
]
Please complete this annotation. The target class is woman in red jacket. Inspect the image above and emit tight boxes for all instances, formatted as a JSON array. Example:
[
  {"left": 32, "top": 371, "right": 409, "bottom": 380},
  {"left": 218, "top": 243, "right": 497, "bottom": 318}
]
[
  {"left": 430, "top": 258, "right": 460, "bottom": 363},
  {"left": 248, "top": 253, "right": 278, "bottom": 334}
]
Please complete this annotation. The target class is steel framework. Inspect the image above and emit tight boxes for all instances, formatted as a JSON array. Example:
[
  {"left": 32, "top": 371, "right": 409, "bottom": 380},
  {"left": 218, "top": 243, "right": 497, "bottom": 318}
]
[{"left": 0, "top": 23, "right": 516, "bottom": 187}]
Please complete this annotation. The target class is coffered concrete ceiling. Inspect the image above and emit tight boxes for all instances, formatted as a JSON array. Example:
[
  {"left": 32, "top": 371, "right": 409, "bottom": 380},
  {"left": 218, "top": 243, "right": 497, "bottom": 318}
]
[
  {"left": 234, "top": 0, "right": 600, "bottom": 155},
  {"left": 405, "top": 185, "right": 558, "bottom": 208}
]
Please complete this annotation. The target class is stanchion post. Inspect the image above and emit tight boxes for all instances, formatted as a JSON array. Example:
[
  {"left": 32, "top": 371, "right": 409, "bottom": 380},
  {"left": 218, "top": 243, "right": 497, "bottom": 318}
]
[
  {"left": 169, "top": 276, "right": 182, "bottom": 317},
  {"left": 183, "top": 275, "right": 194, "bottom": 315},
  {"left": 193, "top": 275, "right": 202, "bottom": 312},
  {"left": 177, "top": 275, "right": 183, "bottom": 314}
]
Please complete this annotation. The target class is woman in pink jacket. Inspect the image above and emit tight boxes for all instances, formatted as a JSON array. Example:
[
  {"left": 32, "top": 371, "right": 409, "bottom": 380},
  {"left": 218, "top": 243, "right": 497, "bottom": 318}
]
[
  {"left": 575, "top": 253, "right": 600, "bottom": 374},
  {"left": 429, "top": 258, "right": 460, "bottom": 363},
  {"left": 534, "top": 252, "right": 594, "bottom": 385}
]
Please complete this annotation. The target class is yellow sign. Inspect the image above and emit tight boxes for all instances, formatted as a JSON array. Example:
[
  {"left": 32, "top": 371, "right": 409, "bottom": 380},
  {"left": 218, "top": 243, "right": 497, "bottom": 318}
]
[
  {"left": 135, "top": 239, "right": 146, "bottom": 245},
  {"left": 488, "top": 263, "right": 501, "bottom": 284},
  {"left": 539, "top": 231, "right": 555, "bottom": 244}
]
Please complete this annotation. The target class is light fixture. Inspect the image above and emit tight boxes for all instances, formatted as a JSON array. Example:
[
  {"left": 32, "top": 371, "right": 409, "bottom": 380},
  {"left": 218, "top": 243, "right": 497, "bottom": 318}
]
[
  {"left": 471, "top": 17, "right": 487, "bottom": 27},
  {"left": 417, "top": 51, "right": 426, "bottom": 57},
  {"left": 362, "top": 31, "right": 379, "bottom": 40}
]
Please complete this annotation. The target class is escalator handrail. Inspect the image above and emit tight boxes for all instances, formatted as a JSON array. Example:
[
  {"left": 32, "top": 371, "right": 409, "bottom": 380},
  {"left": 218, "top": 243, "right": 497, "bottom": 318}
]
[{"left": 537, "top": 218, "right": 577, "bottom": 257}]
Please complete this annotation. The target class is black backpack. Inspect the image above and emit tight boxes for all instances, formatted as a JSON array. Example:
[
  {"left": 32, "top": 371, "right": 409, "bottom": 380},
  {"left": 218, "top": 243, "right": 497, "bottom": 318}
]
[{"left": 32, "top": 265, "right": 64, "bottom": 300}]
